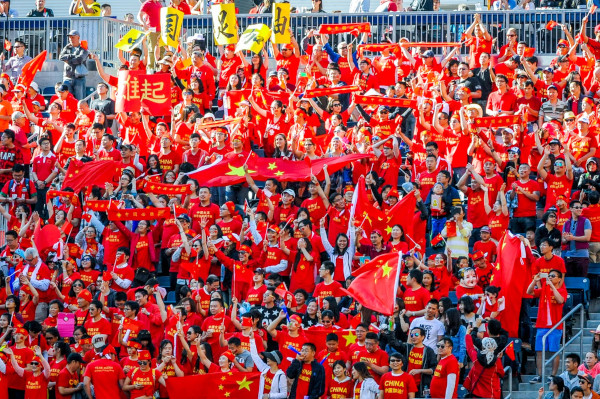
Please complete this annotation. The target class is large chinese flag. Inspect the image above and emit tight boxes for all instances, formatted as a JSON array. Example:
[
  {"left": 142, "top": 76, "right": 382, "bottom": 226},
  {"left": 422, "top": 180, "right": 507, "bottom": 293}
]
[
  {"left": 490, "top": 232, "right": 530, "bottom": 337},
  {"left": 115, "top": 70, "right": 171, "bottom": 116},
  {"left": 166, "top": 372, "right": 260, "bottom": 398},
  {"left": 303, "top": 328, "right": 358, "bottom": 353},
  {"left": 62, "top": 160, "right": 121, "bottom": 192},
  {"left": 17, "top": 50, "right": 47, "bottom": 89},
  {"left": 348, "top": 176, "right": 387, "bottom": 238},
  {"left": 383, "top": 191, "right": 417, "bottom": 240},
  {"left": 347, "top": 252, "right": 402, "bottom": 315}
]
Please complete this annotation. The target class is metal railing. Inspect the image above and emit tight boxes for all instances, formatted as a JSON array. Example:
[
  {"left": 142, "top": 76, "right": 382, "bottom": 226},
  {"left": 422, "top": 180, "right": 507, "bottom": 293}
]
[
  {"left": 2, "top": 10, "right": 600, "bottom": 68},
  {"left": 541, "top": 303, "right": 585, "bottom": 385},
  {"left": 503, "top": 366, "right": 513, "bottom": 399}
]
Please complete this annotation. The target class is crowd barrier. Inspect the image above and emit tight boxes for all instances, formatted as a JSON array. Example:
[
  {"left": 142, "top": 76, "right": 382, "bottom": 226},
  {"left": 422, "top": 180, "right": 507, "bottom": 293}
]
[{"left": 1, "top": 10, "right": 600, "bottom": 69}]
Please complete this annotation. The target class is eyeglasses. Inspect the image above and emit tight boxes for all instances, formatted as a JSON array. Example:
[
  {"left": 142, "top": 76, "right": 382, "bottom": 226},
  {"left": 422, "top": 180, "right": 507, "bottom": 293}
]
[
  {"left": 333, "top": 103, "right": 341, "bottom": 107},
  {"left": 436, "top": 344, "right": 446, "bottom": 349},
  {"left": 73, "top": 284, "right": 84, "bottom": 288},
  {"left": 138, "top": 361, "right": 149, "bottom": 365},
  {"left": 410, "top": 332, "right": 420, "bottom": 337},
  {"left": 30, "top": 362, "right": 40, "bottom": 366},
  {"left": 380, "top": 111, "right": 389, "bottom": 114},
  {"left": 572, "top": 206, "right": 582, "bottom": 210},
  {"left": 339, "top": 46, "right": 347, "bottom": 50},
  {"left": 548, "top": 274, "right": 558, "bottom": 279},
  {"left": 507, "top": 34, "right": 516, "bottom": 37},
  {"left": 390, "top": 359, "right": 402, "bottom": 362},
  {"left": 554, "top": 162, "right": 564, "bottom": 167},
  {"left": 186, "top": 331, "right": 193, "bottom": 335},
  {"left": 565, "top": 118, "right": 575, "bottom": 122},
  {"left": 25, "top": 258, "right": 35, "bottom": 263}
]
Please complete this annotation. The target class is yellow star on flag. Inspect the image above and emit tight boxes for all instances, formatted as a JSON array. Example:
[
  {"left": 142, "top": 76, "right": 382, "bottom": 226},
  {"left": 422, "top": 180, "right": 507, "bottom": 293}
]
[
  {"left": 274, "top": 170, "right": 284, "bottom": 177},
  {"left": 381, "top": 262, "right": 393, "bottom": 278},
  {"left": 237, "top": 376, "right": 253, "bottom": 391},
  {"left": 385, "top": 225, "right": 393, "bottom": 235},
  {"left": 342, "top": 331, "right": 357, "bottom": 345},
  {"left": 267, "top": 162, "right": 277, "bottom": 170},
  {"left": 221, "top": 376, "right": 227, "bottom": 381},
  {"left": 226, "top": 164, "right": 255, "bottom": 176},
  {"left": 225, "top": 392, "right": 231, "bottom": 397},
  {"left": 219, "top": 385, "right": 224, "bottom": 390}
]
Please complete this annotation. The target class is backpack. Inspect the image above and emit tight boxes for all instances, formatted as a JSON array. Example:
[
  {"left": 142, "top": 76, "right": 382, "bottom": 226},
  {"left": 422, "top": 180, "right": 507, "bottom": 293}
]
[{"left": 8, "top": 178, "right": 31, "bottom": 198}]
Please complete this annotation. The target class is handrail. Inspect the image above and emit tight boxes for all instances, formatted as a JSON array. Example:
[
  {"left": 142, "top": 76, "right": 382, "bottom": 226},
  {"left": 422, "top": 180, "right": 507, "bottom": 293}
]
[
  {"left": 541, "top": 303, "right": 584, "bottom": 385},
  {"left": 504, "top": 366, "right": 512, "bottom": 399}
]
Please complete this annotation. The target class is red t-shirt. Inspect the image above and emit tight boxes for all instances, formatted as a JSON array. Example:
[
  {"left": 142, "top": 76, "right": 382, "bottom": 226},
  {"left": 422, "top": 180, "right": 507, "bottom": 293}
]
[
  {"left": 357, "top": 348, "right": 389, "bottom": 383},
  {"left": 23, "top": 370, "right": 49, "bottom": 399},
  {"left": 8, "top": 346, "right": 34, "bottom": 390},
  {"left": 532, "top": 255, "right": 566, "bottom": 276},
  {"left": 512, "top": 179, "right": 540, "bottom": 218},
  {"left": 158, "top": 151, "right": 182, "bottom": 172},
  {"left": 129, "top": 367, "right": 162, "bottom": 399},
  {"left": 402, "top": 287, "right": 430, "bottom": 319},
  {"left": 295, "top": 362, "right": 312, "bottom": 399},
  {"left": 473, "top": 240, "right": 496, "bottom": 263},
  {"left": 543, "top": 174, "right": 572, "bottom": 211},
  {"left": 533, "top": 284, "right": 567, "bottom": 329},
  {"left": 275, "top": 331, "right": 308, "bottom": 371},
  {"left": 430, "top": 355, "right": 459, "bottom": 399},
  {"left": 379, "top": 371, "right": 418, "bottom": 399},
  {"left": 407, "top": 346, "right": 426, "bottom": 386},
  {"left": 466, "top": 188, "right": 487, "bottom": 228},
  {"left": 55, "top": 367, "right": 80, "bottom": 399},
  {"left": 313, "top": 281, "right": 344, "bottom": 301},
  {"left": 83, "top": 358, "right": 126, "bottom": 398}
]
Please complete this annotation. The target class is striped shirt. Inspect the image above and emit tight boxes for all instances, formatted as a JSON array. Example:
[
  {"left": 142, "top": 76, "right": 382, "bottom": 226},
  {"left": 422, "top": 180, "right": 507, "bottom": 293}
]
[{"left": 539, "top": 99, "right": 567, "bottom": 123}]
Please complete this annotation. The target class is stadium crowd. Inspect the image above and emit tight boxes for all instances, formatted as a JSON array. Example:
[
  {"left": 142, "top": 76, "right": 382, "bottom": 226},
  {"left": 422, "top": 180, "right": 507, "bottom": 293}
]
[{"left": 3, "top": 1, "right": 600, "bottom": 399}]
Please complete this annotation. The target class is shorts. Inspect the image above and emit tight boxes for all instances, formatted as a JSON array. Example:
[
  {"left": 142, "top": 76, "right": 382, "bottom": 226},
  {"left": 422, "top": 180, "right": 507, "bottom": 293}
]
[{"left": 535, "top": 328, "right": 562, "bottom": 352}]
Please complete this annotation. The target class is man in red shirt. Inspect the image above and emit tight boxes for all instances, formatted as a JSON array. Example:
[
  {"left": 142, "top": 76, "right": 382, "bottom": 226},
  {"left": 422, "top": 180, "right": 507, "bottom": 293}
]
[
  {"left": 218, "top": 45, "right": 242, "bottom": 89},
  {"left": 135, "top": 287, "right": 166, "bottom": 350},
  {"left": 83, "top": 344, "right": 125, "bottom": 398},
  {"left": 537, "top": 148, "right": 573, "bottom": 211},
  {"left": 96, "top": 134, "right": 121, "bottom": 161},
  {"left": 0, "top": 129, "right": 24, "bottom": 186},
  {"left": 486, "top": 74, "right": 517, "bottom": 116},
  {"left": 430, "top": 338, "right": 459, "bottom": 398},
  {"left": 190, "top": 186, "right": 220, "bottom": 232},
  {"left": 356, "top": 332, "right": 390, "bottom": 383},
  {"left": 286, "top": 342, "right": 326, "bottom": 399},
  {"left": 273, "top": 36, "right": 301, "bottom": 85},
  {"left": 55, "top": 353, "right": 84, "bottom": 399},
  {"left": 0, "top": 164, "right": 37, "bottom": 216},
  {"left": 31, "top": 136, "right": 58, "bottom": 219},
  {"left": 379, "top": 352, "right": 418, "bottom": 399},
  {"left": 403, "top": 270, "right": 431, "bottom": 322},
  {"left": 157, "top": 135, "right": 182, "bottom": 173},
  {"left": 509, "top": 163, "right": 540, "bottom": 235},
  {"left": 527, "top": 270, "right": 567, "bottom": 381}
]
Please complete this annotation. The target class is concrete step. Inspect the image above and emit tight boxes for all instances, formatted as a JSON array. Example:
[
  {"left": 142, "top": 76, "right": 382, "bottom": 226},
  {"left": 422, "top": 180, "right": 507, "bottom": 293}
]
[
  {"left": 587, "top": 319, "right": 600, "bottom": 329},
  {"left": 518, "top": 382, "right": 544, "bottom": 391},
  {"left": 509, "top": 391, "right": 543, "bottom": 399}
]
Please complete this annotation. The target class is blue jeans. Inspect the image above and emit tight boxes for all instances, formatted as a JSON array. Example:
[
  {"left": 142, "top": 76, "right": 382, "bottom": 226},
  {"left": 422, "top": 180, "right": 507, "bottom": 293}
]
[
  {"left": 211, "top": 186, "right": 227, "bottom": 206},
  {"left": 226, "top": 185, "right": 249, "bottom": 206},
  {"left": 64, "top": 77, "right": 85, "bottom": 100}
]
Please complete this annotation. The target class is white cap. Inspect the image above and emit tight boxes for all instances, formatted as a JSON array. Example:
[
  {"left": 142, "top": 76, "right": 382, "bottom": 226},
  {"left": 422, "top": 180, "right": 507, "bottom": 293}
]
[
  {"left": 579, "top": 115, "right": 590, "bottom": 124},
  {"left": 30, "top": 82, "right": 39, "bottom": 92},
  {"left": 203, "top": 113, "right": 215, "bottom": 120}
]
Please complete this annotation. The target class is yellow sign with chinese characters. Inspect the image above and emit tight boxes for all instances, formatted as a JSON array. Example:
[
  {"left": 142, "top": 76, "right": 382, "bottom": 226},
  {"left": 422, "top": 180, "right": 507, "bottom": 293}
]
[
  {"left": 160, "top": 7, "right": 184, "bottom": 48},
  {"left": 212, "top": 3, "right": 238, "bottom": 45},
  {"left": 236, "top": 24, "right": 271, "bottom": 54},
  {"left": 271, "top": 3, "right": 290, "bottom": 44},
  {"left": 115, "top": 29, "right": 147, "bottom": 52}
]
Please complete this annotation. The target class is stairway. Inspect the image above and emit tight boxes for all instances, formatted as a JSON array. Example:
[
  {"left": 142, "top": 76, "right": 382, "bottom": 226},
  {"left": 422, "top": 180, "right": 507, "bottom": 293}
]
[{"left": 505, "top": 302, "right": 600, "bottom": 399}]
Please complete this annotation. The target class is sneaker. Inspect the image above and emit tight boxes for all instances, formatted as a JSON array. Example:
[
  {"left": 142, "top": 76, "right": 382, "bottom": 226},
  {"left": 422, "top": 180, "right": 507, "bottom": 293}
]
[{"left": 530, "top": 376, "right": 542, "bottom": 384}]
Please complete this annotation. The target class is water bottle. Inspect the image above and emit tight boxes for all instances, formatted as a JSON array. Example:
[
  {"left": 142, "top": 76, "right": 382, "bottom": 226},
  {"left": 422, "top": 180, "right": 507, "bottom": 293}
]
[{"left": 423, "top": 386, "right": 431, "bottom": 398}]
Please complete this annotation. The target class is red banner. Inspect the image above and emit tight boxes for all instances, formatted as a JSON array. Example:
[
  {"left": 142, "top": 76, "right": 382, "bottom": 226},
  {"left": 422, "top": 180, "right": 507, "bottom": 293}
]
[
  {"left": 47, "top": 190, "right": 79, "bottom": 206},
  {"left": 318, "top": 23, "right": 371, "bottom": 35},
  {"left": 115, "top": 70, "right": 172, "bottom": 116},
  {"left": 139, "top": 181, "right": 192, "bottom": 195},
  {"left": 304, "top": 86, "right": 360, "bottom": 98},
  {"left": 399, "top": 42, "right": 461, "bottom": 48},
  {"left": 84, "top": 200, "right": 121, "bottom": 212},
  {"left": 166, "top": 372, "right": 260, "bottom": 399},
  {"left": 354, "top": 95, "right": 415, "bottom": 108},
  {"left": 358, "top": 44, "right": 400, "bottom": 54},
  {"left": 107, "top": 208, "right": 171, "bottom": 221},
  {"left": 195, "top": 117, "right": 242, "bottom": 130},
  {"left": 473, "top": 115, "right": 521, "bottom": 128}
]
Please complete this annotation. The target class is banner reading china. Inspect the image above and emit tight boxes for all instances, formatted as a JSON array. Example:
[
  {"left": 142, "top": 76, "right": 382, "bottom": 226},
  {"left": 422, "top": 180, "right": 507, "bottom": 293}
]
[
  {"left": 236, "top": 24, "right": 271, "bottom": 54},
  {"left": 304, "top": 86, "right": 360, "bottom": 98},
  {"left": 318, "top": 22, "right": 371, "bottom": 35},
  {"left": 354, "top": 95, "right": 416, "bottom": 108},
  {"left": 107, "top": 208, "right": 171, "bottom": 221},
  {"left": 212, "top": 3, "right": 238, "bottom": 45},
  {"left": 271, "top": 3, "right": 290, "bottom": 43},
  {"left": 115, "top": 70, "right": 171, "bottom": 116}
]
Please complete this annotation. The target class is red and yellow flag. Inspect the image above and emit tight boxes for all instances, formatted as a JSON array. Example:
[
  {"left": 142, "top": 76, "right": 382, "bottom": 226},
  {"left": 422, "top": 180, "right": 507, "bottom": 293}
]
[
  {"left": 354, "top": 95, "right": 415, "bottom": 108},
  {"left": 107, "top": 208, "right": 171, "bottom": 221},
  {"left": 318, "top": 23, "right": 370, "bottom": 36},
  {"left": 166, "top": 372, "right": 260, "bottom": 398},
  {"left": 139, "top": 181, "right": 192, "bottom": 195},
  {"left": 304, "top": 85, "right": 360, "bottom": 98},
  {"left": 473, "top": 115, "right": 521, "bottom": 128}
]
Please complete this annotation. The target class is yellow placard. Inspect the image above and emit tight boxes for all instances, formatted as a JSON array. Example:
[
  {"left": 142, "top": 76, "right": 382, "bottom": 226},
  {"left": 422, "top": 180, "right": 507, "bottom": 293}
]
[
  {"left": 236, "top": 24, "right": 271, "bottom": 54},
  {"left": 212, "top": 3, "right": 238, "bottom": 45},
  {"left": 271, "top": 3, "right": 290, "bottom": 44},
  {"left": 160, "top": 7, "right": 184, "bottom": 48},
  {"left": 115, "top": 29, "right": 147, "bottom": 52}
]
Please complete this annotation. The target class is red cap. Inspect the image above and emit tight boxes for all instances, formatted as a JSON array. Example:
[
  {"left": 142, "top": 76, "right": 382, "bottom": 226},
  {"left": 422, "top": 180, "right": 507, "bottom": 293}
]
[
  {"left": 470, "top": 250, "right": 485, "bottom": 261},
  {"left": 294, "top": 108, "right": 307, "bottom": 118},
  {"left": 583, "top": 97, "right": 595, "bottom": 106},
  {"left": 226, "top": 44, "right": 236, "bottom": 51},
  {"left": 14, "top": 327, "right": 27, "bottom": 336},
  {"left": 289, "top": 314, "right": 302, "bottom": 325},
  {"left": 222, "top": 350, "right": 235, "bottom": 362},
  {"left": 558, "top": 39, "right": 569, "bottom": 47},
  {"left": 383, "top": 140, "right": 394, "bottom": 149},
  {"left": 77, "top": 289, "right": 93, "bottom": 303},
  {"left": 387, "top": 189, "right": 399, "bottom": 198},
  {"left": 80, "top": 337, "right": 92, "bottom": 345},
  {"left": 282, "top": 43, "right": 294, "bottom": 50},
  {"left": 127, "top": 340, "right": 142, "bottom": 349},
  {"left": 483, "top": 157, "right": 495, "bottom": 165},
  {"left": 20, "top": 285, "right": 32, "bottom": 296},
  {"left": 103, "top": 345, "right": 117, "bottom": 356},
  {"left": 138, "top": 350, "right": 151, "bottom": 361},
  {"left": 224, "top": 201, "right": 236, "bottom": 216},
  {"left": 371, "top": 229, "right": 383, "bottom": 237},
  {"left": 268, "top": 225, "right": 281, "bottom": 234}
]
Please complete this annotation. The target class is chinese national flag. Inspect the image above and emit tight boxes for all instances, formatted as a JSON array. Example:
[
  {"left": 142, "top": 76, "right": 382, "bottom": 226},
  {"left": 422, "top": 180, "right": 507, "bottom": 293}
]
[
  {"left": 33, "top": 221, "right": 62, "bottom": 255},
  {"left": 445, "top": 221, "right": 457, "bottom": 237},
  {"left": 142, "top": 181, "right": 191, "bottom": 195},
  {"left": 318, "top": 22, "right": 371, "bottom": 36},
  {"left": 347, "top": 252, "right": 402, "bottom": 315},
  {"left": 115, "top": 70, "right": 171, "bottom": 116},
  {"left": 17, "top": 50, "right": 47, "bottom": 90},
  {"left": 505, "top": 341, "right": 516, "bottom": 361},
  {"left": 490, "top": 232, "right": 531, "bottom": 337},
  {"left": 179, "top": 261, "right": 209, "bottom": 282},
  {"left": 3, "top": 39, "right": 10, "bottom": 51},
  {"left": 348, "top": 176, "right": 387, "bottom": 238},
  {"left": 166, "top": 373, "right": 260, "bottom": 398},
  {"left": 473, "top": 115, "right": 521, "bottom": 128},
  {"left": 62, "top": 160, "right": 121, "bottom": 193},
  {"left": 304, "top": 86, "right": 360, "bottom": 98},
  {"left": 545, "top": 21, "right": 558, "bottom": 30},
  {"left": 303, "top": 328, "right": 357, "bottom": 353},
  {"left": 383, "top": 191, "right": 417, "bottom": 240}
]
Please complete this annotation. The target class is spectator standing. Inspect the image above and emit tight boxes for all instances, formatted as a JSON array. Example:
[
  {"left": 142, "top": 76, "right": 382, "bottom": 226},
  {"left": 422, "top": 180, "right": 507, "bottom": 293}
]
[
  {"left": 286, "top": 343, "right": 326, "bottom": 399},
  {"left": 59, "top": 31, "right": 90, "bottom": 100},
  {"left": 409, "top": 300, "right": 445, "bottom": 353},
  {"left": 69, "top": 0, "right": 101, "bottom": 16},
  {"left": 430, "top": 338, "right": 459, "bottom": 399},
  {"left": 26, "top": 0, "right": 54, "bottom": 17},
  {"left": 0, "top": 0, "right": 17, "bottom": 17},
  {"left": 2, "top": 40, "right": 32, "bottom": 82},
  {"left": 138, "top": 0, "right": 162, "bottom": 71},
  {"left": 463, "top": 333, "right": 505, "bottom": 399},
  {"left": 562, "top": 200, "right": 592, "bottom": 277}
]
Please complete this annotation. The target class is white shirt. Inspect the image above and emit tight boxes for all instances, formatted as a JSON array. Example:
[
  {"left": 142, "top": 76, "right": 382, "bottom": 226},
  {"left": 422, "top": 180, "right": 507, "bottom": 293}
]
[{"left": 409, "top": 316, "right": 445, "bottom": 354}]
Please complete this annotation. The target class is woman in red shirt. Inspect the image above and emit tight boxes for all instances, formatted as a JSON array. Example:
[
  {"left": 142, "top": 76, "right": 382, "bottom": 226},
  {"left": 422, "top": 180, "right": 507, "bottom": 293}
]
[
  {"left": 283, "top": 237, "right": 318, "bottom": 293},
  {"left": 123, "top": 350, "right": 166, "bottom": 398},
  {"left": 156, "top": 339, "right": 185, "bottom": 397},
  {"left": 482, "top": 184, "right": 509, "bottom": 243},
  {"left": 4, "top": 344, "right": 50, "bottom": 399},
  {"left": 15, "top": 282, "right": 39, "bottom": 323},
  {"left": 389, "top": 225, "right": 410, "bottom": 253},
  {"left": 48, "top": 341, "right": 70, "bottom": 393},
  {"left": 114, "top": 220, "right": 157, "bottom": 271},
  {"left": 326, "top": 360, "right": 353, "bottom": 399}
]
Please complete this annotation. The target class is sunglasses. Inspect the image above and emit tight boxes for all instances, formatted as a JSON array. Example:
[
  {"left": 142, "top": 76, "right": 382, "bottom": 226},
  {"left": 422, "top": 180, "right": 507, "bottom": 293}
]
[
  {"left": 73, "top": 284, "right": 84, "bottom": 288},
  {"left": 436, "top": 344, "right": 446, "bottom": 349},
  {"left": 30, "top": 362, "right": 40, "bottom": 366},
  {"left": 565, "top": 118, "right": 575, "bottom": 122},
  {"left": 390, "top": 359, "right": 402, "bottom": 362},
  {"left": 410, "top": 332, "right": 420, "bottom": 337},
  {"left": 138, "top": 361, "right": 149, "bottom": 365},
  {"left": 548, "top": 274, "right": 558, "bottom": 278},
  {"left": 572, "top": 206, "right": 583, "bottom": 210}
]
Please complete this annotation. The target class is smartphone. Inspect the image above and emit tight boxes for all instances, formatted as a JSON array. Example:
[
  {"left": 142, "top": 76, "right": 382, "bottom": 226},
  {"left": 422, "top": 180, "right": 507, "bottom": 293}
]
[{"left": 540, "top": 273, "right": 548, "bottom": 279}]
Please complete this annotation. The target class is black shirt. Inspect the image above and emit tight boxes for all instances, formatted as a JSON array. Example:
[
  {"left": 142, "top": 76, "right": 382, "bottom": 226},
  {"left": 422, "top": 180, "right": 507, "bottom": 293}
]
[
  {"left": 472, "top": 67, "right": 494, "bottom": 101},
  {"left": 26, "top": 8, "right": 54, "bottom": 17},
  {"left": 454, "top": 76, "right": 483, "bottom": 101}
]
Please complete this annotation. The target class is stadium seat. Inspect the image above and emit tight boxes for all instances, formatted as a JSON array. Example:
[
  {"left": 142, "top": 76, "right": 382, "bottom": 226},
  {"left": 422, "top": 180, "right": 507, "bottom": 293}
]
[
  {"left": 589, "top": 263, "right": 600, "bottom": 275},
  {"left": 157, "top": 276, "right": 170, "bottom": 288},
  {"left": 164, "top": 291, "right": 177, "bottom": 305},
  {"left": 457, "top": 385, "right": 468, "bottom": 398},
  {"left": 448, "top": 291, "right": 458, "bottom": 305},
  {"left": 564, "top": 277, "right": 591, "bottom": 318}
]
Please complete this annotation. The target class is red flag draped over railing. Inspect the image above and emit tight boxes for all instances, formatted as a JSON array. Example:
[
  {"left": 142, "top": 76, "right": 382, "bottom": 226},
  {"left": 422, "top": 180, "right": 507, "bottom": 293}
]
[
  {"left": 318, "top": 23, "right": 371, "bottom": 35},
  {"left": 166, "top": 372, "right": 260, "bottom": 399}
]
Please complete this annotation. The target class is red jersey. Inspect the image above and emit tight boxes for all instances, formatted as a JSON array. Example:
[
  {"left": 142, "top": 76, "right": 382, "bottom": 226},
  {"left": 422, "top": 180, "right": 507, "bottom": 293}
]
[
  {"left": 83, "top": 358, "right": 126, "bottom": 398},
  {"left": 379, "top": 371, "right": 418, "bottom": 399},
  {"left": 430, "top": 355, "right": 459, "bottom": 399},
  {"left": 356, "top": 348, "right": 389, "bottom": 383}
]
